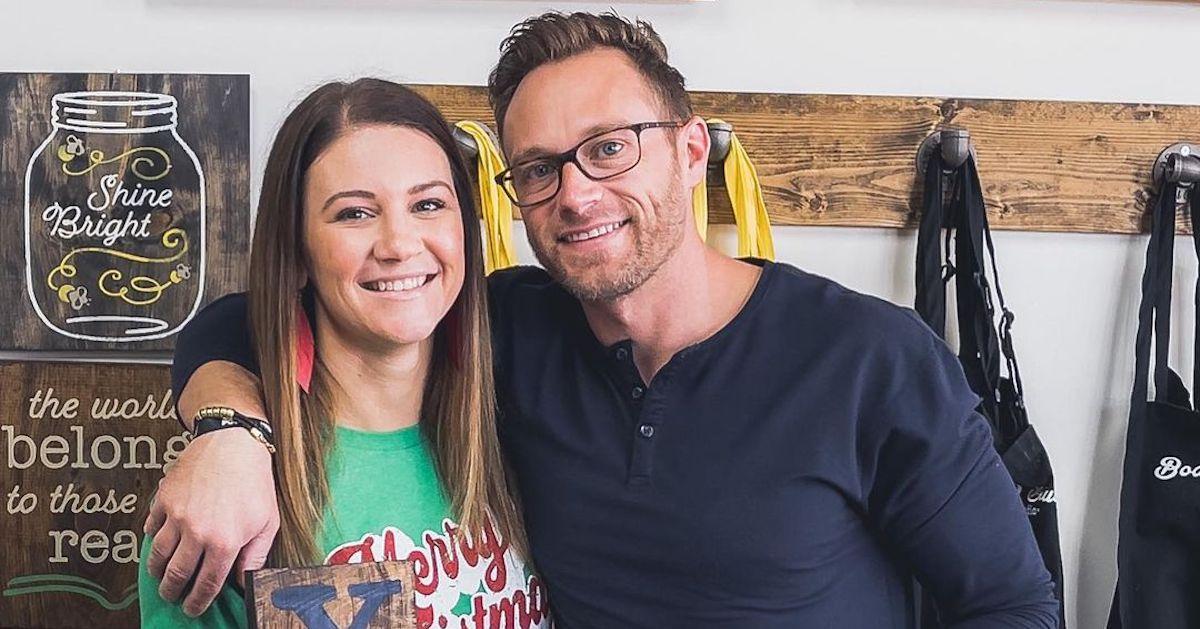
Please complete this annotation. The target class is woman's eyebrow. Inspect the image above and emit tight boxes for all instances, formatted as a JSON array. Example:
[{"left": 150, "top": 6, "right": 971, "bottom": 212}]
[
  {"left": 408, "top": 180, "right": 453, "bottom": 195},
  {"left": 322, "top": 189, "right": 376, "bottom": 211}
]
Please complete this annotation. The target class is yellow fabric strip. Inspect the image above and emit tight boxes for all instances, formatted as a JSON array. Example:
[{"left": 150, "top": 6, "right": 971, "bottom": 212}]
[
  {"left": 692, "top": 176, "right": 709, "bottom": 241},
  {"left": 455, "top": 121, "right": 517, "bottom": 274},
  {"left": 712, "top": 118, "right": 775, "bottom": 261},
  {"left": 695, "top": 119, "right": 775, "bottom": 260}
]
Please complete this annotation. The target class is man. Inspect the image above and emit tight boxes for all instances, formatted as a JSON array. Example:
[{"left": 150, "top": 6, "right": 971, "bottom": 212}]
[{"left": 148, "top": 12, "right": 1059, "bottom": 628}]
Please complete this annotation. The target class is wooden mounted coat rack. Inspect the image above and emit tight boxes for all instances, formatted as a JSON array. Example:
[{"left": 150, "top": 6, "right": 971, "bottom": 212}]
[{"left": 414, "top": 84, "right": 1200, "bottom": 235}]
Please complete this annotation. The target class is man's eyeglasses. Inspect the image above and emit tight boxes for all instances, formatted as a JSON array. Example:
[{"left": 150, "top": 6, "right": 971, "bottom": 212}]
[{"left": 495, "top": 121, "right": 686, "bottom": 208}]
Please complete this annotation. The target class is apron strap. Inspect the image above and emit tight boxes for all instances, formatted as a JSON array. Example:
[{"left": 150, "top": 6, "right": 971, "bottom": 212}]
[
  {"left": 916, "top": 152, "right": 949, "bottom": 338},
  {"left": 1189, "top": 187, "right": 1200, "bottom": 401},
  {"left": 954, "top": 158, "right": 1004, "bottom": 423},
  {"left": 963, "top": 158, "right": 1031, "bottom": 437},
  {"left": 1116, "top": 177, "right": 1184, "bottom": 627},
  {"left": 915, "top": 151, "right": 1013, "bottom": 432},
  {"left": 1131, "top": 181, "right": 1179, "bottom": 417}
]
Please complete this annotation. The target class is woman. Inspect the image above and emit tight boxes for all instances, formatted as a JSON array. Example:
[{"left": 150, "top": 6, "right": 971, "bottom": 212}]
[{"left": 138, "top": 79, "right": 548, "bottom": 628}]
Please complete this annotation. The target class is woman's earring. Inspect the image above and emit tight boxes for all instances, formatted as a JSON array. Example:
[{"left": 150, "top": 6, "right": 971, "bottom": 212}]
[{"left": 296, "top": 297, "right": 315, "bottom": 393}]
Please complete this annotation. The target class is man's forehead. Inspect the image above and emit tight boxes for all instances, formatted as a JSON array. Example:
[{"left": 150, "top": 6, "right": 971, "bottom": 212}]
[{"left": 501, "top": 49, "right": 664, "bottom": 157}]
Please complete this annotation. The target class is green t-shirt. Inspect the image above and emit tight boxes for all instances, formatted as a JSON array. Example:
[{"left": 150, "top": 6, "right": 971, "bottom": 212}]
[{"left": 138, "top": 425, "right": 548, "bottom": 628}]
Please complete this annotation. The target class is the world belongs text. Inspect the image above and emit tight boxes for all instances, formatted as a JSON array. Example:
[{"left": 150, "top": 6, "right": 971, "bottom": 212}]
[{"left": 3, "top": 382, "right": 185, "bottom": 566}]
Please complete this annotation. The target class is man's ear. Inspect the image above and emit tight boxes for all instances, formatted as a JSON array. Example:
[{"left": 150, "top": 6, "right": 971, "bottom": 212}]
[{"left": 680, "top": 115, "right": 711, "bottom": 189}]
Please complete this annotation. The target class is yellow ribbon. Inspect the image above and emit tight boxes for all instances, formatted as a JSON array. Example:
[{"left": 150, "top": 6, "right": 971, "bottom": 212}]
[
  {"left": 692, "top": 176, "right": 709, "bottom": 242},
  {"left": 455, "top": 121, "right": 517, "bottom": 274},
  {"left": 694, "top": 118, "right": 775, "bottom": 261}
]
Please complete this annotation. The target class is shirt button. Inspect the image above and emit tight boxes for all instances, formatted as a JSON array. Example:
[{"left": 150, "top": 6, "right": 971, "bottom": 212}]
[
  {"left": 639, "top": 424, "right": 655, "bottom": 438},
  {"left": 615, "top": 347, "right": 628, "bottom": 361},
  {"left": 631, "top": 386, "right": 645, "bottom": 400}
]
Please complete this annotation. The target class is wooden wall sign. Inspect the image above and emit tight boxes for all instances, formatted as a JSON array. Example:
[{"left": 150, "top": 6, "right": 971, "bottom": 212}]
[
  {"left": 0, "top": 361, "right": 182, "bottom": 628},
  {"left": 246, "top": 561, "right": 417, "bottom": 629},
  {"left": 0, "top": 73, "right": 250, "bottom": 351},
  {"left": 409, "top": 84, "right": 1200, "bottom": 235}
]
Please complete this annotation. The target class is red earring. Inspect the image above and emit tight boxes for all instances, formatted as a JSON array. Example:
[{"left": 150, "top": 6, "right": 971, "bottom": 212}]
[{"left": 296, "top": 299, "right": 315, "bottom": 393}]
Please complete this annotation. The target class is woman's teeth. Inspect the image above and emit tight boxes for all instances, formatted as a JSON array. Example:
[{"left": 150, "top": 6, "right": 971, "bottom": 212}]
[
  {"left": 364, "top": 275, "right": 432, "bottom": 292},
  {"left": 563, "top": 220, "right": 625, "bottom": 243}
]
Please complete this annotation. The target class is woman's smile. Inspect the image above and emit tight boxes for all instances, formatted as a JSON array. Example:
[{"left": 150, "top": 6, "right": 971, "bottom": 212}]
[{"left": 359, "top": 272, "right": 440, "bottom": 300}]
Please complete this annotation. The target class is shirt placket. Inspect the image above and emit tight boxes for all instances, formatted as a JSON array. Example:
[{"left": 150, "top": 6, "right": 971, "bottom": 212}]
[{"left": 610, "top": 342, "right": 667, "bottom": 487}]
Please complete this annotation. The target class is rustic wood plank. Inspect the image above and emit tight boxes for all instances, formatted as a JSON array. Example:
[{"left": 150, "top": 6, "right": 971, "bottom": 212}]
[
  {"left": 0, "top": 362, "right": 182, "bottom": 629},
  {"left": 246, "top": 561, "right": 417, "bottom": 629},
  {"left": 0, "top": 73, "right": 251, "bottom": 351},
  {"left": 411, "top": 84, "right": 1199, "bottom": 235}
]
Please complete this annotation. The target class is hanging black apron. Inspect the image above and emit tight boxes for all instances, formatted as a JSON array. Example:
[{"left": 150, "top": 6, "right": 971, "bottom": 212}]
[
  {"left": 1108, "top": 177, "right": 1200, "bottom": 628},
  {"left": 915, "top": 152, "right": 1066, "bottom": 628}
]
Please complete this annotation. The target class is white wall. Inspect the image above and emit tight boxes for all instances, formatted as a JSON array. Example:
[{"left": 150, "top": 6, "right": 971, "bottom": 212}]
[{"left": 5, "top": 1, "right": 1199, "bottom": 626}]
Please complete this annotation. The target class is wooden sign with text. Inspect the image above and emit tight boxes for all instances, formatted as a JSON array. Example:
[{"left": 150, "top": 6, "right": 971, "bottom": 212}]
[
  {"left": 246, "top": 561, "right": 417, "bottom": 629},
  {"left": 0, "top": 73, "right": 250, "bottom": 350},
  {"left": 0, "top": 361, "right": 183, "bottom": 628}
]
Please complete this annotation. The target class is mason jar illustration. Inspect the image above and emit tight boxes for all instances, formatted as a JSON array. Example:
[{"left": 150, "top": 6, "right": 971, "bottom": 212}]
[{"left": 24, "top": 91, "right": 205, "bottom": 342}]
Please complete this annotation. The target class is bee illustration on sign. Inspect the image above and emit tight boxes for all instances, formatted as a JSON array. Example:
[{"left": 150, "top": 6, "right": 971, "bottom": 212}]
[{"left": 24, "top": 91, "right": 206, "bottom": 342}]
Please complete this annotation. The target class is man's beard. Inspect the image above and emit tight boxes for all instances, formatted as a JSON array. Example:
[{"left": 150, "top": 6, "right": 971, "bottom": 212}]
[{"left": 532, "top": 175, "right": 687, "bottom": 303}]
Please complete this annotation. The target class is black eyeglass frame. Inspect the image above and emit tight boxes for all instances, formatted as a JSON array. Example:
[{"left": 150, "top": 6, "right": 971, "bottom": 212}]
[{"left": 494, "top": 120, "right": 687, "bottom": 207}]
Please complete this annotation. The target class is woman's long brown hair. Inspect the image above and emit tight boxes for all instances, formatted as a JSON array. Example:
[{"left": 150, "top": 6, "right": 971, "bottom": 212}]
[{"left": 248, "top": 78, "right": 525, "bottom": 566}]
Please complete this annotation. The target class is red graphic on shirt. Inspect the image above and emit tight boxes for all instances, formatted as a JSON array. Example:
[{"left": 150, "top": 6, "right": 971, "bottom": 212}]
[{"left": 326, "top": 519, "right": 550, "bottom": 629}]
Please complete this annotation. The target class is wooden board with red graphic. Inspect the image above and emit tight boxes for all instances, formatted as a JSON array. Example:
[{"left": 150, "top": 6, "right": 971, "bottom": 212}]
[{"left": 246, "top": 561, "right": 417, "bottom": 629}]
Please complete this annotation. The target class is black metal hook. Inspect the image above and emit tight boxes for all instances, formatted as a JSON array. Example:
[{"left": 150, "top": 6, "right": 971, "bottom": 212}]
[
  {"left": 919, "top": 128, "right": 978, "bottom": 229},
  {"left": 706, "top": 121, "right": 734, "bottom": 167},
  {"left": 451, "top": 123, "right": 501, "bottom": 162},
  {"left": 1152, "top": 143, "right": 1200, "bottom": 207},
  {"left": 917, "top": 128, "right": 975, "bottom": 175}
]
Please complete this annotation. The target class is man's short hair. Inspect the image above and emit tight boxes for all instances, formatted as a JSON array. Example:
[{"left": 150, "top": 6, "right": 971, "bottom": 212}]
[{"left": 488, "top": 11, "right": 693, "bottom": 138}]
